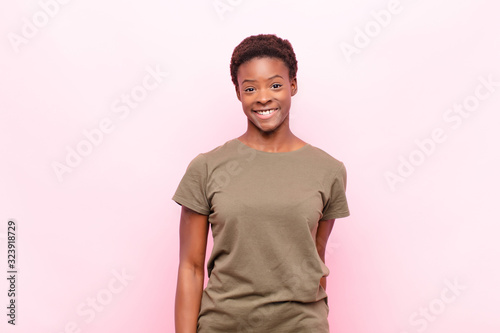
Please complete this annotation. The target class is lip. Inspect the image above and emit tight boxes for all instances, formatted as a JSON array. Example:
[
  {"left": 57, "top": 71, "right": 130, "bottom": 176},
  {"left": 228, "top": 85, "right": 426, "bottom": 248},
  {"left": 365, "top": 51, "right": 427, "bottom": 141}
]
[{"left": 253, "top": 108, "right": 278, "bottom": 120}]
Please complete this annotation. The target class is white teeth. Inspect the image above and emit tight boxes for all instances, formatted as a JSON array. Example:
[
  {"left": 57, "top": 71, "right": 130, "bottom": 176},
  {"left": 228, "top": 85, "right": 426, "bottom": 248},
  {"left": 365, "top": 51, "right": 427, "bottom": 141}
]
[{"left": 256, "top": 108, "right": 277, "bottom": 115}]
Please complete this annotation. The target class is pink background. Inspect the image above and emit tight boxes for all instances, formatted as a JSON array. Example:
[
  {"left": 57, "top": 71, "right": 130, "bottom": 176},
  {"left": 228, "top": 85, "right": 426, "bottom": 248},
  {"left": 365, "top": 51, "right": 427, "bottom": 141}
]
[{"left": 1, "top": 0, "right": 499, "bottom": 332}]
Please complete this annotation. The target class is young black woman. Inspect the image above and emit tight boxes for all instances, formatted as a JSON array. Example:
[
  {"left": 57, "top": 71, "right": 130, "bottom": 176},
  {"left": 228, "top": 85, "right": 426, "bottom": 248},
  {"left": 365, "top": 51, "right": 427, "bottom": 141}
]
[{"left": 173, "top": 34, "right": 350, "bottom": 332}]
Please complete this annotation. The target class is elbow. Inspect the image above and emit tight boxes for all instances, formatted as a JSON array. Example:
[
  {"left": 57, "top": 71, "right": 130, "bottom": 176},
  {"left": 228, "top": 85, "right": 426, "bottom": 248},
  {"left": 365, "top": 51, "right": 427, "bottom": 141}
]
[{"left": 178, "top": 261, "right": 205, "bottom": 279}]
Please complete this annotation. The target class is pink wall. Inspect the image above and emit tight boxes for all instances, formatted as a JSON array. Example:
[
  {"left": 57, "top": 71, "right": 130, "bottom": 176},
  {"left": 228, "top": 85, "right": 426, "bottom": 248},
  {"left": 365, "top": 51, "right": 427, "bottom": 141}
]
[{"left": 1, "top": 0, "right": 499, "bottom": 332}]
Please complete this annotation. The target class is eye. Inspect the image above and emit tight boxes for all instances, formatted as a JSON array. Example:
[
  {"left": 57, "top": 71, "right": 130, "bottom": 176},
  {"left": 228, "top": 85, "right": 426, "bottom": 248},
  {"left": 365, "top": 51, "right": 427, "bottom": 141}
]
[
  {"left": 271, "top": 83, "right": 282, "bottom": 89},
  {"left": 244, "top": 87, "right": 255, "bottom": 92}
]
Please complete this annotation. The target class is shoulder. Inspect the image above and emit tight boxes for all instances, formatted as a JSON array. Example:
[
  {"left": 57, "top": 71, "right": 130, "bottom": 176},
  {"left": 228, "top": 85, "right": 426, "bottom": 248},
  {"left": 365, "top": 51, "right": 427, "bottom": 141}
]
[
  {"left": 305, "top": 144, "right": 346, "bottom": 171},
  {"left": 188, "top": 138, "right": 242, "bottom": 169},
  {"left": 198, "top": 138, "right": 239, "bottom": 159}
]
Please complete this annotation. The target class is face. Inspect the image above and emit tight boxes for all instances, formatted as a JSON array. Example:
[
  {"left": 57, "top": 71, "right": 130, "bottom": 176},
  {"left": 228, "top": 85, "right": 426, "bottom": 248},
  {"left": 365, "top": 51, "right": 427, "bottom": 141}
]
[{"left": 236, "top": 57, "right": 297, "bottom": 134}]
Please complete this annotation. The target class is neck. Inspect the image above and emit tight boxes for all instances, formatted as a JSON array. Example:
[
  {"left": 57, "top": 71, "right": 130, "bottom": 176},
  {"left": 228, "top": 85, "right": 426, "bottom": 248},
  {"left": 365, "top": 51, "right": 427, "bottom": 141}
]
[{"left": 238, "top": 121, "right": 300, "bottom": 153}]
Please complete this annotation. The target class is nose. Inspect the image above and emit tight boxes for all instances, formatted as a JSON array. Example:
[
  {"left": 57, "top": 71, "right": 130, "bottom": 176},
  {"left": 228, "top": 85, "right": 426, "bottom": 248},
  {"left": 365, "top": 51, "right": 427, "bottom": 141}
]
[{"left": 257, "top": 89, "right": 271, "bottom": 105}]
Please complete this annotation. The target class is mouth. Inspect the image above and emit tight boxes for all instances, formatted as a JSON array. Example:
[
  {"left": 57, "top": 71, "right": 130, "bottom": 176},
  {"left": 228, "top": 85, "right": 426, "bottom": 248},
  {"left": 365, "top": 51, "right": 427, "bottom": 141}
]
[{"left": 253, "top": 108, "right": 278, "bottom": 119}]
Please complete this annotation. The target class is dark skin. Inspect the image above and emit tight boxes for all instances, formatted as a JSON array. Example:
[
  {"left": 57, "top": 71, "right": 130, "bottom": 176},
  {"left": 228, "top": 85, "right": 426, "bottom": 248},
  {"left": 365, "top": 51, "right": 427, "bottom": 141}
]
[
  {"left": 175, "top": 206, "right": 209, "bottom": 333},
  {"left": 175, "top": 56, "right": 336, "bottom": 333}
]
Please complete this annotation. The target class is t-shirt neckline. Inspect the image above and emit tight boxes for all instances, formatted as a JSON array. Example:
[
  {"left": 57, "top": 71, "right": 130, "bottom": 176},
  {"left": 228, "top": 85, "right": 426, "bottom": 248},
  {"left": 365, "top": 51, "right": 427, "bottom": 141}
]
[{"left": 233, "top": 138, "right": 311, "bottom": 154}]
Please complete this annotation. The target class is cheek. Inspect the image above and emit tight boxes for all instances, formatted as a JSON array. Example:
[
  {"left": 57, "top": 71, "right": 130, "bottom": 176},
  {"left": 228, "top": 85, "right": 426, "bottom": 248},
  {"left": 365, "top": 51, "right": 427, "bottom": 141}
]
[
  {"left": 241, "top": 96, "right": 253, "bottom": 107},
  {"left": 278, "top": 94, "right": 291, "bottom": 107},
  {"left": 241, "top": 101, "right": 253, "bottom": 112},
  {"left": 242, "top": 99, "right": 251, "bottom": 108}
]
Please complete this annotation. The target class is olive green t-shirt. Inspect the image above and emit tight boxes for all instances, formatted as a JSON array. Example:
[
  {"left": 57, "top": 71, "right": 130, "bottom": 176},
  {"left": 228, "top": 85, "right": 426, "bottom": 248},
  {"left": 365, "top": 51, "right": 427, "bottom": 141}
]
[{"left": 172, "top": 138, "right": 350, "bottom": 332}]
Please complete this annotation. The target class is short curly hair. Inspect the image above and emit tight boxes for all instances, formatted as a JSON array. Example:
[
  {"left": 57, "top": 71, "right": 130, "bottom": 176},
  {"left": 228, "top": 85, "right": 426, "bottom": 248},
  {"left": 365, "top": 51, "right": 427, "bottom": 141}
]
[{"left": 230, "top": 34, "right": 298, "bottom": 88}]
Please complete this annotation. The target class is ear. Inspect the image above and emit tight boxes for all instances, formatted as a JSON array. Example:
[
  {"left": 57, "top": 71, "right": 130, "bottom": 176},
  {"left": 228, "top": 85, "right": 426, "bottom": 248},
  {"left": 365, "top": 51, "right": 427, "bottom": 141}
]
[
  {"left": 290, "top": 77, "right": 298, "bottom": 96},
  {"left": 235, "top": 85, "right": 241, "bottom": 101}
]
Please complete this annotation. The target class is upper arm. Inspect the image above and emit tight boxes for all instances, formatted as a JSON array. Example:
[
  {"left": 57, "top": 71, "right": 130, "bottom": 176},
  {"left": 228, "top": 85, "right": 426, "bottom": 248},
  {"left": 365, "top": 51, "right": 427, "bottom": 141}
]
[
  {"left": 315, "top": 218, "right": 335, "bottom": 262},
  {"left": 178, "top": 206, "right": 209, "bottom": 271}
]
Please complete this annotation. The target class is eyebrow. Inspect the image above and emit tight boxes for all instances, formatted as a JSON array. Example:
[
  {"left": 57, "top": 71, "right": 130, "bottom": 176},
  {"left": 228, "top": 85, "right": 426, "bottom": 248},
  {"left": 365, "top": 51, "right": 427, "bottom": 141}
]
[{"left": 241, "top": 75, "right": 284, "bottom": 85}]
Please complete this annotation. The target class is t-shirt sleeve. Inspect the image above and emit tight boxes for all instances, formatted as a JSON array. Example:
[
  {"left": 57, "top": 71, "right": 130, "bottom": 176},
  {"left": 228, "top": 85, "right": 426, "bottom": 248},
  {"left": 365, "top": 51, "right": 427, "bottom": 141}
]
[
  {"left": 171, "top": 153, "right": 210, "bottom": 215},
  {"left": 320, "top": 162, "right": 350, "bottom": 221}
]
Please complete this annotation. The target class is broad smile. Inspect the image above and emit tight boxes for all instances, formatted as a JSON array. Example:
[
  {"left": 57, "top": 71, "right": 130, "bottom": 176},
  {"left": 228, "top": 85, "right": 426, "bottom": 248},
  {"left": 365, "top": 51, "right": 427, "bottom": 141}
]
[{"left": 253, "top": 108, "right": 278, "bottom": 119}]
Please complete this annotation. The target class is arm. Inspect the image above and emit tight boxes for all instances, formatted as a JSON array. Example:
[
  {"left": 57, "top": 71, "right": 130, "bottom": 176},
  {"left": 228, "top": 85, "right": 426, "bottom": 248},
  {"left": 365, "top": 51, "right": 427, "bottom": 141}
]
[
  {"left": 175, "top": 206, "right": 209, "bottom": 333},
  {"left": 315, "top": 218, "right": 335, "bottom": 291}
]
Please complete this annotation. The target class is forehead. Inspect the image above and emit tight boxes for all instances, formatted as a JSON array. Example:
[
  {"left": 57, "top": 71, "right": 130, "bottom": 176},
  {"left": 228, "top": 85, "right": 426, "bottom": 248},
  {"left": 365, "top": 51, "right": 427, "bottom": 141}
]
[{"left": 237, "top": 57, "right": 290, "bottom": 81}]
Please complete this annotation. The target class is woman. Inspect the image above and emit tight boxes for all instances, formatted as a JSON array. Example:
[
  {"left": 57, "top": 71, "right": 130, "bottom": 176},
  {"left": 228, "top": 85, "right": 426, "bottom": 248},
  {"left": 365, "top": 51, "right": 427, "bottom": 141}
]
[{"left": 173, "top": 34, "right": 350, "bottom": 332}]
